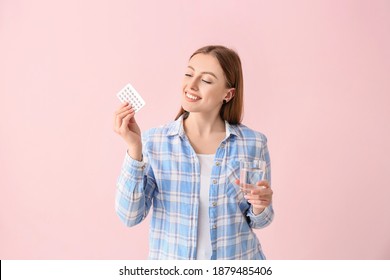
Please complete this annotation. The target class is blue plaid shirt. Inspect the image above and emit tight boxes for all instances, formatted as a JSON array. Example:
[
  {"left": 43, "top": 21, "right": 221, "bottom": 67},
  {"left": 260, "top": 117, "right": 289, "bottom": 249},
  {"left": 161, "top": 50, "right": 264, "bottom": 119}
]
[{"left": 115, "top": 115, "right": 274, "bottom": 260}]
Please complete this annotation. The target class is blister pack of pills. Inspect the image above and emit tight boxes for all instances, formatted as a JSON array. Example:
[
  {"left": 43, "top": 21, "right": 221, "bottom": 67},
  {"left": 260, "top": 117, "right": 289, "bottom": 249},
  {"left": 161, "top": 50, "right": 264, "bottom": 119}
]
[{"left": 116, "top": 83, "right": 146, "bottom": 112}]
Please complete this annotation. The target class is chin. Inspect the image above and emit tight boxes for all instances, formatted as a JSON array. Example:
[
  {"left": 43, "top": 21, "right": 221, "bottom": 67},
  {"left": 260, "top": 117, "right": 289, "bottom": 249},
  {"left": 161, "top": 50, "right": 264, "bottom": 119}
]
[
  {"left": 181, "top": 100, "right": 197, "bottom": 113},
  {"left": 182, "top": 105, "right": 200, "bottom": 113}
]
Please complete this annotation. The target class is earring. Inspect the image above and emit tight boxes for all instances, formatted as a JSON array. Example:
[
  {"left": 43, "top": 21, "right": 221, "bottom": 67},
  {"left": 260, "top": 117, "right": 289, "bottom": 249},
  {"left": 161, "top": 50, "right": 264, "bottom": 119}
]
[{"left": 223, "top": 100, "right": 227, "bottom": 104}]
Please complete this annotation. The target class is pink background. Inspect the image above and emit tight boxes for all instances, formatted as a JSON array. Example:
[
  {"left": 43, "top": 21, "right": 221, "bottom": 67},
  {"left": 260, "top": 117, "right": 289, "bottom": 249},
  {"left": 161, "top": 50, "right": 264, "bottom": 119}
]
[{"left": 1, "top": 0, "right": 389, "bottom": 259}]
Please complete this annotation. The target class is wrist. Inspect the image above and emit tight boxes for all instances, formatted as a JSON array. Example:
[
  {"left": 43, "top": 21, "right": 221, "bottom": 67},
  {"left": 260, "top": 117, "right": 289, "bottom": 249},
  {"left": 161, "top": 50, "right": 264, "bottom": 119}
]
[
  {"left": 127, "top": 143, "right": 142, "bottom": 161},
  {"left": 252, "top": 207, "right": 265, "bottom": 216}
]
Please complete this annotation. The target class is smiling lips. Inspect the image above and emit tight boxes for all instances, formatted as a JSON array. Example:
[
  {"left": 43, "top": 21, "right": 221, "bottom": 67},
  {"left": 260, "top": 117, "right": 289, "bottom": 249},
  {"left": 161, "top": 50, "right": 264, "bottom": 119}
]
[{"left": 185, "top": 92, "right": 201, "bottom": 102}]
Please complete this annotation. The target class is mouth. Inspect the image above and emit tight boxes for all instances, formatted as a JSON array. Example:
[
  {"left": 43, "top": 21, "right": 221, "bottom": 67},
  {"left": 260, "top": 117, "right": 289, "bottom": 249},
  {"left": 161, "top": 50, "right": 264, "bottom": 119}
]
[{"left": 185, "top": 92, "right": 201, "bottom": 102}]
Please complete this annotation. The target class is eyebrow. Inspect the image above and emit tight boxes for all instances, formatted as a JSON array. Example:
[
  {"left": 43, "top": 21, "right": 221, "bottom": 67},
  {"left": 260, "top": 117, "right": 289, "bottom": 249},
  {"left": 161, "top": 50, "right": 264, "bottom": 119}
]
[{"left": 187, "top": 66, "right": 218, "bottom": 79}]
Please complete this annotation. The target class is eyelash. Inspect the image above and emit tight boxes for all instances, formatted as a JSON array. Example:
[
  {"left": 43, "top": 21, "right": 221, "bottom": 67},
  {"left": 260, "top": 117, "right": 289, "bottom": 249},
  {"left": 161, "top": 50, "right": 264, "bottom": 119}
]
[{"left": 185, "top": 74, "right": 212, "bottom": 84}]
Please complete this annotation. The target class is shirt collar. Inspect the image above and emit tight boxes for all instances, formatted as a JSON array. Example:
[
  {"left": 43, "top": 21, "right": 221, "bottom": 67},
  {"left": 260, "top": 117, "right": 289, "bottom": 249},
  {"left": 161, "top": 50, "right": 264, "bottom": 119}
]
[{"left": 167, "top": 114, "right": 240, "bottom": 139}]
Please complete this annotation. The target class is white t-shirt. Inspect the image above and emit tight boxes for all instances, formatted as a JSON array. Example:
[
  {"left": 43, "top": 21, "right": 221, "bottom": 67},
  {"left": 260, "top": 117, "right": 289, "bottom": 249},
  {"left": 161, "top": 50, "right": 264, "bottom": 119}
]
[{"left": 196, "top": 153, "right": 215, "bottom": 260}]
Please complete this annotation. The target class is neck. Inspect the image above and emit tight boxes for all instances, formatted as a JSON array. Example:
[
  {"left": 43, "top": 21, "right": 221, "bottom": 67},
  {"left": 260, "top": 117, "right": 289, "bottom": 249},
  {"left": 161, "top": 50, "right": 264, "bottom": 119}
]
[{"left": 184, "top": 111, "right": 225, "bottom": 137}]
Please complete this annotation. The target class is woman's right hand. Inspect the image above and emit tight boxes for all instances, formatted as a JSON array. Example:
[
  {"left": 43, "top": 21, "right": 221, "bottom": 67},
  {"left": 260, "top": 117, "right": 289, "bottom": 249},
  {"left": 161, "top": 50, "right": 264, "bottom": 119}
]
[{"left": 114, "top": 102, "right": 142, "bottom": 161}]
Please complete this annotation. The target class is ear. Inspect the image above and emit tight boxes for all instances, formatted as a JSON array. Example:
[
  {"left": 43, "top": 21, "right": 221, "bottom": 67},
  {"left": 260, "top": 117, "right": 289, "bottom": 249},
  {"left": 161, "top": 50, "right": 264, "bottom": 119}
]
[{"left": 224, "top": 88, "right": 236, "bottom": 103}]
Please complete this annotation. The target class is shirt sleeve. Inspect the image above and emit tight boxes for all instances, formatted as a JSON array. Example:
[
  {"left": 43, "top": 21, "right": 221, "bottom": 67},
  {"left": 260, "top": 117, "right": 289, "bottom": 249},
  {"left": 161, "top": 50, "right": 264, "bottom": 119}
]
[
  {"left": 115, "top": 133, "right": 157, "bottom": 227},
  {"left": 247, "top": 204, "right": 274, "bottom": 229}
]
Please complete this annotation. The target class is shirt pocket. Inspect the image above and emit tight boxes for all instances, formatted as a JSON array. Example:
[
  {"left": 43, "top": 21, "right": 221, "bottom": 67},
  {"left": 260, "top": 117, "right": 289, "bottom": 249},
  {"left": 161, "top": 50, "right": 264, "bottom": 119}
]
[{"left": 225, "top": 160, "right": 249, "bottom": 214}]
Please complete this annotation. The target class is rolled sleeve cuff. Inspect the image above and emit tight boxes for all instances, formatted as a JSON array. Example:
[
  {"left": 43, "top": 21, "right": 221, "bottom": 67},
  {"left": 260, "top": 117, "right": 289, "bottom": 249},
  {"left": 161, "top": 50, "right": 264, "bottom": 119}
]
[{"left": 247, "top": 205, "right": 274, "bottom": 228}]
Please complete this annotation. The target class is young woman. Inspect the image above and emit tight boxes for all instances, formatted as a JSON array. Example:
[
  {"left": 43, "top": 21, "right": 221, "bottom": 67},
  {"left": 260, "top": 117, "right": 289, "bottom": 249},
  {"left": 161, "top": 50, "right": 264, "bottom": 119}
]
[{"left": 114, "top": 45, "right": 274, "bottom": 260}]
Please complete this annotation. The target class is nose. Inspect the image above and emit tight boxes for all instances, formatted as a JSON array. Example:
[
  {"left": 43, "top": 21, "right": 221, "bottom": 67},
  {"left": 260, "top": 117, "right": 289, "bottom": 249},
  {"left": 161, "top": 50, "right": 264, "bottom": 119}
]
[{"left": 187, "top": 76, "right": 199, "bottom": 91}]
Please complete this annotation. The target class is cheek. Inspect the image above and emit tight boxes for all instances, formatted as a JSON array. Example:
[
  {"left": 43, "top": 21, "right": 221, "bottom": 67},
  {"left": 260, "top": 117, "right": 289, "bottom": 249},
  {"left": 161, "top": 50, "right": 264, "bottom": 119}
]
[
  {"left": 182, "top": 78, "right": 190, "bottom": 91},
  {"left": 205, "top": 87, "right": 226, "bottom": 101}
]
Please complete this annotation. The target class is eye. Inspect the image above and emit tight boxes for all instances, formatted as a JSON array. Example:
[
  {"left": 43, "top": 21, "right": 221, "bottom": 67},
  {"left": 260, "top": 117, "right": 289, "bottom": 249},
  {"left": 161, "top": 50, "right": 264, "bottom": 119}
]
[
  {"left": 185, "top": 73, "right": 192, "bottom": 77},
  {"left": 202, "top": 79, "right": 212, "bottom": 84}
]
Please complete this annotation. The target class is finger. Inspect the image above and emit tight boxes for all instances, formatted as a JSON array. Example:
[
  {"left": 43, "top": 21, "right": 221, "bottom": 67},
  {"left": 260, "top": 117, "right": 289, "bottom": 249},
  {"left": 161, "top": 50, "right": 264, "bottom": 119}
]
[
  {"left": 248, "top": 199, "right": 267, "bottom": 205},
  {"left": 116, "top": 102, "right": 131, "bottom": 113},
  {"left": 115, "top": 109, "right": 135, "bottom": 129},
  {"left": 248, "top": 201, "right": 266, "bottom": 211},
  {"left": 255, "top": 180, "right": 270, "bottom": 188},
  {"left": 128, "top": 113, "right": 137, "bottom": 124},
  {"left": 114, "top": 108, "right": 134, "bottom": 131},
  {"left": 120, "top": 101, "right": 129, "bottom": 108},
  {"left": 118, "top": 115, "right": 132, "bottom": 134},
  {"left": 114, "top": 109, "right": 126, "bottom": 132},
  {"left": 240, "top": 182, "right": 256, "bottom": 188},
  {"left": 115, "top": 102, "right": 128, "bottom": 112},
  {"left": 250, "top": 188, "right": 273, "bottom": 195},
  {"left": 117, "top": 107, "right": 135, "bottom": 119},
  {"left": 120, "top": 112, "right": 135, "bottom": 130},
  {"left": 248, "top": 196, "right": 272, "bottom": 205},
  {"left": 115, "top": 103, "right": 132, "bottom": 116},
  {"left": 248, "top": 198, "right": 271, "bottom": 207},
  {"left": 114, "top": 115, "right": 121, "bottom": 132},
  {"left": 245, "top": 193, "right": 271, "bottom": 200},
  {"left": 240, "top": 186, "right": 255, "bottom": 192},
  {"left": 115, "top": 104, "right": 133, "bottom": 116},
  {"left": 250, "top": 194, "right": 269, "bottom": 201},
  {"left": 246, "top": 190, "right": 273, "bottom": 200}
]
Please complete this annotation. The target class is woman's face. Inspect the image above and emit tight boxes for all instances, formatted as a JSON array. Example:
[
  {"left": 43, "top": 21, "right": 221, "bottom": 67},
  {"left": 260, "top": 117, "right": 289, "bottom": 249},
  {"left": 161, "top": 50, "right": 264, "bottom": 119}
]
[{"left": 181, "top": 53, "right": 232, "bottom": 115}]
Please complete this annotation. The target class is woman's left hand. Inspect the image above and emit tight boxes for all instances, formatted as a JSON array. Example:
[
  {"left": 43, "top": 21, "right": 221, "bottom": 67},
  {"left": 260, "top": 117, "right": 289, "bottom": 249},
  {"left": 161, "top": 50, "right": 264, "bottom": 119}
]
[{"left": 235, "top": 179, "right": 273, "bottom": 215}]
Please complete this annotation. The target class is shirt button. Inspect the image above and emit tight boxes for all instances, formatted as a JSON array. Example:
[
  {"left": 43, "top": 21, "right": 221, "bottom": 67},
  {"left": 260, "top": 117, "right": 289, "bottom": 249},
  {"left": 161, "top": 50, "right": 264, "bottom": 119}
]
[
  {"left": 215, "top": 161, "right": 221, "bottom": 166},
  {"left": 212, "top": 179, "right": 217, "bottom": 184},
  {"left": 212, "top": 202, "right": 217, "bottom": 207},
  {"left": 212, "top": 224, "right": 217, "bottom": 229}
]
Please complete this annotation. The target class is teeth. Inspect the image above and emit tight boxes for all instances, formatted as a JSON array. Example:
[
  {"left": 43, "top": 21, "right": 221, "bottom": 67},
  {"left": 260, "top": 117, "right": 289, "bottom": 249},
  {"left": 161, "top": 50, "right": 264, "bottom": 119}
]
[{"left": 186, "top": 92, "right": 199, "bottom": 100}]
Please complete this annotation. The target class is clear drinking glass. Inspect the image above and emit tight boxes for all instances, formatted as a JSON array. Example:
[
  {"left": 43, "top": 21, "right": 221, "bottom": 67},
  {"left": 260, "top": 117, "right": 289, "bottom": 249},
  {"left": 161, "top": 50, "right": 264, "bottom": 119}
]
[{"left": 240, "top": 160, "right": 267, "bottom": 194}]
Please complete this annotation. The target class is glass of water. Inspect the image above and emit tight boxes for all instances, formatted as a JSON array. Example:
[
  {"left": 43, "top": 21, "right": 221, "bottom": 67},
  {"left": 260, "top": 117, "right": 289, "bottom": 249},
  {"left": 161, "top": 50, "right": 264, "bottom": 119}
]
[{"left": 240, "top": 160, "right": 267, "bottom": 194}]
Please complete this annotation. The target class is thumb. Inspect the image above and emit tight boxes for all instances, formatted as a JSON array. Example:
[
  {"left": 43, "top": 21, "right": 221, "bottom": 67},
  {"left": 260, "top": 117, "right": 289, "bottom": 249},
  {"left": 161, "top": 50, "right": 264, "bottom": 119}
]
[{"left": 128, "top": 114, "right": 137, "bottom": 124}]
